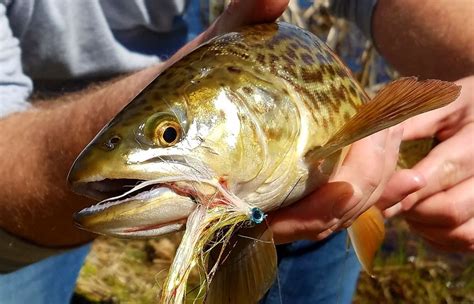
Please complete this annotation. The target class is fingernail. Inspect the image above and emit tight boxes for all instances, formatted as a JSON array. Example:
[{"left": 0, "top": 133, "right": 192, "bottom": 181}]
[
  {"left": 383, "top": 203, "right": 402, "bottom": 218},
  {"left": 412, "top": 173, "right": 427, "bottom": 188},
  {"left": 400, "top": 192, "right": 419, "bottom": 211}
]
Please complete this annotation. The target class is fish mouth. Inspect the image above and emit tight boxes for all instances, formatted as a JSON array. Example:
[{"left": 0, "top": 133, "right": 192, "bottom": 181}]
[{"left": 72, "top": 178, "right": 197, "bottom": 238}]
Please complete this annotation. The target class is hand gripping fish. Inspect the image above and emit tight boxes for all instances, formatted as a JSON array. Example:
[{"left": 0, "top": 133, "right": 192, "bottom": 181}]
[{"left": 68, "top": 22, "right": 460, "bottom": 303}]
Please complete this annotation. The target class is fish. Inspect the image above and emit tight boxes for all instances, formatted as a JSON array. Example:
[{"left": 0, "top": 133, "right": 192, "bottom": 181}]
[{"left": 68, "top": 22, "right": 461, "bottom": 303}]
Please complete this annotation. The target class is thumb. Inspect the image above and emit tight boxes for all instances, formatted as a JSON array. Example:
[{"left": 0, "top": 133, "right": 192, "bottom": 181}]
[
  {"left": 215, "top": 0, "right": 290, "bottom": 34},
  {"left": 165, "top": 0, "right": 288, "bottom": 67}
]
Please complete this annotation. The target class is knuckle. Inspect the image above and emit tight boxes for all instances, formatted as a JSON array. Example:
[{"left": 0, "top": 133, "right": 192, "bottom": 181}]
[{"left": 442, "top": 194, "right": 464, "bottom": 226}]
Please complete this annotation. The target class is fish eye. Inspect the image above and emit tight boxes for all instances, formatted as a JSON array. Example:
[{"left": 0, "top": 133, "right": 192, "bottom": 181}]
[
  {"left": 143, "top": 113, "right": 183, "bottom": 147},
  {"left": 162, "top": 126, "right": 178, "bottom": 144},
  {"left": 155, "top": 121, "right": 182, "bottom": 147}
]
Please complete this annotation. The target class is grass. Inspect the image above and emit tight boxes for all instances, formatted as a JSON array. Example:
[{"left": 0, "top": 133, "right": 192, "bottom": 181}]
[
  {"left": 74, "top": 219, "right": 474, "bottom": 303},
  {"left": 353, "top": 219, "right": 474, "bottom": 304}
]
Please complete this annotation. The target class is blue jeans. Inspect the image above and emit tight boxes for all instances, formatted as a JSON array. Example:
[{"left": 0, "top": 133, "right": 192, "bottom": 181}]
[
  {"left": 262, "top": 230, "right": 361, "bottom": 304},
  {"left": 0, "top": 244, "right": 91, "bottom": 304},
  {"left": 0, "top": 232, "right": 359, "bottom": 304}
]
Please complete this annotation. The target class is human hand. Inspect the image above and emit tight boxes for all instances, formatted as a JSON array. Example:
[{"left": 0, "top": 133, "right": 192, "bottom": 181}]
[
  {"left": 165, "top": 0, "right": 289, "bottom": 68},
  {"left": 270, "top": 126, "right": 425, "bottom": 244},
  {"left": 383, "top": 75, "right": 474, "bottom": 252},
  {"left": 0, "top": 0, "right": 290, "bottom": 247}
]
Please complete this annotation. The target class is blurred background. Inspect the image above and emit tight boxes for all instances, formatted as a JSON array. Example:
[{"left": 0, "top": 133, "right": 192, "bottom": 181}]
[{"left": 72, "top": 1, "right": 474, "bottom": 303}]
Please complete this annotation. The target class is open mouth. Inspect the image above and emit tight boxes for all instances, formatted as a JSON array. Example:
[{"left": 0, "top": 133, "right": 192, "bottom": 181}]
[
  {"left": 72, "top": 178, "right": 197, "bottom": 238},
  {"left": 72, "top": 178, "right": 147, "bottom": 201}
]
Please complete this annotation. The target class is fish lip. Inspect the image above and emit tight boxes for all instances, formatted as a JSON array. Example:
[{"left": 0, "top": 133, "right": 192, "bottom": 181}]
[{"left": 73, "top": 181, "right": 197, "bottom": 238}]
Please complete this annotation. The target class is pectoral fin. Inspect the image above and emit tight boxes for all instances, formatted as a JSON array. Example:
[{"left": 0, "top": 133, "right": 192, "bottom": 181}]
[
  {"left": 347, "top": 206, "right": 385, "bottom": 275},
  {"left": 309, "top": 77, "right": 460, "bottom": 160},
  {"left": 206, "top": 225, "right": 277, "bottom": 304}
]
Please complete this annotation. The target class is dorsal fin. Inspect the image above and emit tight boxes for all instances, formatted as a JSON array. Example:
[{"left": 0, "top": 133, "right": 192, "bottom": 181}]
[{"left": 307, "top": 77, "right": 460, "bottom": 160}]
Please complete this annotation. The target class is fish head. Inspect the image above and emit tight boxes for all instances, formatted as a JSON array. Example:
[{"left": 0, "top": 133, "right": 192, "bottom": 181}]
[{"left": 68, "top": 56, "right": 271, "bottom": 237}]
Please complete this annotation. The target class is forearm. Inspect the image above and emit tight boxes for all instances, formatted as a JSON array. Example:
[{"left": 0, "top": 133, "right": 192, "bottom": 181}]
[
  {"left": 372, "top": 0, "right": 474, "bottom": 80},
  {"left": 0, "top": 65, "right": 162, "bottom": 247}
]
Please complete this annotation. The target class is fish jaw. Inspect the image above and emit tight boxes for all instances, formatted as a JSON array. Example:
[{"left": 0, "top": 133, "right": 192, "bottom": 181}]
[
  {"left": 73, "top": 185, "right": 196, "bottom": 238},
  {"left": 68, "top": 146, "right": 203, "bottom": 238}
]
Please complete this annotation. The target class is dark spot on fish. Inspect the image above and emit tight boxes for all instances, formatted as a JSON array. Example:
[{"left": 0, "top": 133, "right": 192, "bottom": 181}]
[
  {"left": 325, "top": 65, "right": 337, "bottom": 77},
  {"left": 336, "top": 67, "right": 347, "bottom": 78},
  {"left": 283, "top": 64, "right": 297, "bottom": 79},
  {"left": 281, "top": 55, "right": 295, "bottom": 65},
  {"left": 227, "top": 66, "right": 242, "bottom": 74},
  {"left": 316, "top": 91, "right": 330, "bottom": 102},
  {"left": 301, "top": 67, "right": 324, "bottom": 83},
  {"left": 289, "top": 42, "right": 299, "bottom": 50},
  {"left": 316, "top": 53, "right": 328, "bottom": 64},
  {"left": 322, "top": 118, "right": 329, "bottom": 129},
  {"left": 242, "top": 87, "right": 253, "bottom": 95},
  {"left": 235, "top": 42, "right": 248, "bottom": 50},
  {"left": 300, "top": 53, "right": 314, "bottom": 65},
  {"left": 266, "top": 128, "right": 282, "bottom": 140},
  {"left": 348, "top": 84, "right": 357, "bottom": 97},
  {"left": 343, "top": 112, "right": 351, "bottom": 121},
  {"left": 256, "top": 53, "right": 265, "bottom": 64},
  {"left": 287, "top": 48, "right": 297, "bottom": 60}
]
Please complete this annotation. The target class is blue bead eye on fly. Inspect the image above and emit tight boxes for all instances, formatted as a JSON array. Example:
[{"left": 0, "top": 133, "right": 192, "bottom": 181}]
[{"left": 249, "top": 207, "right": 266, "bottom": 224}]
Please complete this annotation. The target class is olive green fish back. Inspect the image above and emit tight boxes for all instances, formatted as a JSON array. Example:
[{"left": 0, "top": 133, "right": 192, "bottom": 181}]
[{"left": 142, "top": 22, "right": 369, "bottom": 144}]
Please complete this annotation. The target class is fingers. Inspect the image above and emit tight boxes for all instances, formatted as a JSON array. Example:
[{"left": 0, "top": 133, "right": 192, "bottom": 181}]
[
  {"left": 221, "top": 0, "right": 290, "bottom": 31},
  {"left": 269, "top": 181, "right": 355, "bottom": 244},
  {"left": 330, "top": 130, "right": 388, "bottom": 220},
  {"left": 403, "top": 177, "right": 474, "bottom": 227},
  {"left": 331, "top": 126, "right": 404, "bottom": 225},
  {"left": 270, "top": 126, "right": 404, "bottom": 244},
  {"left": 400, "top": 123, "right": 474, "bottom": 211},
  {"left": 407, "top": 218, "right": 474, "bottom": 252},
  {"left": 378, "top": 169, "right": 426, "bottom": 216}
]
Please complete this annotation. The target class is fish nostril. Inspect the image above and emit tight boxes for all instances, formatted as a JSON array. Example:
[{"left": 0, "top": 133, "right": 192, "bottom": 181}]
[{"left": 104, "top": 135, "right": 121, "bottom": 150}]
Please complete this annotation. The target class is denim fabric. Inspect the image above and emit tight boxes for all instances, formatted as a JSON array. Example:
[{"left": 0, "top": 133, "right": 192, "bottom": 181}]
[
  {"left": 0, "top": 233, "right": 359, "bottom": 304},
  {"left": 261, "top": 231, "right": 361, "bottom": 304},
  {"left": 0, "top": 244, "right": 91, "bottom": 304}
]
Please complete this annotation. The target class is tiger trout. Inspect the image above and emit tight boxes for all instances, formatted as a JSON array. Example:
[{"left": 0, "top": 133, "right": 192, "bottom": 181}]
[{"left": 68, "top": 22, "right": 460, "bottom": 303}]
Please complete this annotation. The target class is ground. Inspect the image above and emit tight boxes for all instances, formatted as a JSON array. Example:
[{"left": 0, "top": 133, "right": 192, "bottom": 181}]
[{"left": 73, "top": 218, "right": 474, "bottom": 303}]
